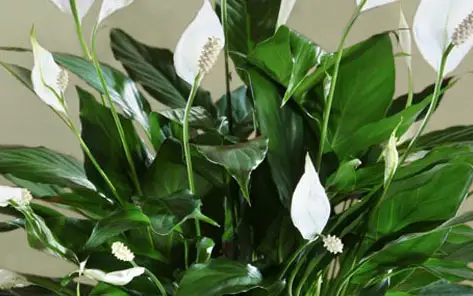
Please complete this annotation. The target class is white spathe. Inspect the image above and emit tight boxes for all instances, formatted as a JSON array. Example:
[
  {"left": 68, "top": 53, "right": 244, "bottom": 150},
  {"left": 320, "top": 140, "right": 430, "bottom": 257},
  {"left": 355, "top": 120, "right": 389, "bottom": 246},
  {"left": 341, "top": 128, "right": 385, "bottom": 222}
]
[
  {"left": 290, "top": 154, "right": 331, "bottom": 241},
  {"left": 49, "top": 0, "right": 95, "bottom": 21},
  {"left": 83, "top": 267, "right": 145, "bottom": 286},
  {"left": 399, "top": 8, "right": 412, "bottom": 70},
  {"left": 98, "top": 0, "right": 134, "bottom": 26},
  {"left": 0, "top": 186, "right": 32, "bottom": 208},
  {"left": 414, "top": 0, "right": 473, "bottom": 74},
  {"left": 356, "top": 0, "right": 398, "bottom": 12},
  {"left": 383, "top": 131, "right": 399, "bottom": 185},
  {"left": 31, "top": 30, "right": 68, "bottom": 114},
  {"left": 276, "top": 0, "right": 297, "bottom": 28},
  {"left": 174, "top": 0, "right": 225, "bottom": 85}
]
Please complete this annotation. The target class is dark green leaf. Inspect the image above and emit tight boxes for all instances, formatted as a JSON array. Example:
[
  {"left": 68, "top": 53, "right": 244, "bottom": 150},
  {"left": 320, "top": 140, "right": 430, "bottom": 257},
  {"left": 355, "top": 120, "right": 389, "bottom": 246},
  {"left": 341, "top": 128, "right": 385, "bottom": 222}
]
[
  {"left": 368, "top": 163, "right": 473, "bottom": 239},
  {"left": 326, "top": 159, "right": 362, "bottom": 192},
  {"left": 4, "top": 174, "right": 62, "bottom": 197},
  {"left": 54, "top": 53, "right": 151, "bottom": 134},
  {"left": 412, "top": 282, "right": 473, "bottom": 295},
  {"left": 0, "top": 146, "right": 95, "bottom": 191},
  {"left": 216, "top": 86, "right": 255, "bottom": 138},
  {"left": 78, "top": 87, "right": 148, "bottom": 199},
  {"left": 0, "top": 269, "right": 75, "bottom": 296},
  {"left": 197, "top": 237, "right": 215, "bottom": 263},
  {"left": 159, "top": 107, "right": 215, "bottom": 130},
  {"left": 110, "top": 29, "right": 215, "bottom": 114},
  {"left": 85, "top": 205, "right": 150, "bottom": 249},
  {"left": 197, "top": 137, "right": 268, "bottom": 203},
  {"left": 176, "top": 259, "right": 263, "bottom": 296},
  {"left": 89, "top": 283, "right": 129, "bottom": 296},
  {"left": 248, "top": 69, "right": 305, "bottom": 207},
  {"left": 422, "top": 258, "right": 473, "bottom": 282},
  {"left": 0, "top": 63, "right": 33, "bottom": 91},
  {"left": 406, "top": 125, "right": 473, "bottom": 151},
  {"left": 141, "top": 190, "right": 218, "bottom": 235},
  {"left": 0, "top": 218, "right": 24, "bottom": 232}
]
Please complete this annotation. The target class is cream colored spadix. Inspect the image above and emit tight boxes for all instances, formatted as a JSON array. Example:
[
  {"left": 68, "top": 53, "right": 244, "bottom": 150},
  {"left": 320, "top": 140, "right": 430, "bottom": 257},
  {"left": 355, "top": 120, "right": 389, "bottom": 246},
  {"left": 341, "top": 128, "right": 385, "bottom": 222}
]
[
  {"left": 31, "top": 29, "right": 68, "bottom": 114},
  {"left": 174, "top": 0, "right": 225, "bottom": 85},
  {"left": 290, "top": 154, "right": 331, "bottom": 241},
  {"left": 414, "top": 0, "right": 473, "bottom": 74}
]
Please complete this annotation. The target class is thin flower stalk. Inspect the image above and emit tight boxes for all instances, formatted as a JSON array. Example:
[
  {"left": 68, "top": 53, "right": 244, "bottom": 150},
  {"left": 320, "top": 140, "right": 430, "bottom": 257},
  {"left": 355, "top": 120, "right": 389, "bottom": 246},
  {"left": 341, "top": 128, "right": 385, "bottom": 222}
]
[{"left": 69, "top": 0, "right": 92, "bottom": 59}]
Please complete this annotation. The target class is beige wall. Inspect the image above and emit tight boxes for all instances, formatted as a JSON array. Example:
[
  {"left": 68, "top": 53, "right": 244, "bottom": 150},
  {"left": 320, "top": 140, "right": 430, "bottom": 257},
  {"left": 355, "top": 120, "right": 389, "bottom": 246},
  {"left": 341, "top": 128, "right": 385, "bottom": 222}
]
[{"left": 0, "top": 0, "right": 472, "bottom": 277}]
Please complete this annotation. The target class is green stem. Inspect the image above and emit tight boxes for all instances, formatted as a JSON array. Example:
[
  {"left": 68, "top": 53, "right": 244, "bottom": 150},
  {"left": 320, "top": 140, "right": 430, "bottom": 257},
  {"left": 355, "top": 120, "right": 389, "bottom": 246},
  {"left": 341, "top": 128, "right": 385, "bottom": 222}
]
[
  {"left": 294, "top": 256, "right": 322, "bottom": 295},
  {"left": 75, "top": 280, "right": 80, "bottom": 296},
  {"left": 287, "top": 256, "right": 305, "bottom": 296},
  {"left": 131, "top": 261, "right": 167, "bottom": 295},
  {"left": 69, "top": 0, "right": 92, "bottom": 60},
  {"left": 221, "top": 0, "right": 233, "bottom": 134},
  {"left": 399, "top": 44, "right": 453, "bottom": 164},
  {"left": 405, "top": 69, "right": 414, "bottom": 108},
  {"left": 315, "top": 274, "right": 323, "bottom": 296},
  {"left": 316, "top": 2, "right": 364, "bottom": 170},
  {"left": 91, "top": 27, "right": 143, "bottom": 197},
  {"left": 183, "top": 74, "right": 203, "bottom": 237},
  {"left": 278, "top": 241, "right": 312, "bottom": 280}
]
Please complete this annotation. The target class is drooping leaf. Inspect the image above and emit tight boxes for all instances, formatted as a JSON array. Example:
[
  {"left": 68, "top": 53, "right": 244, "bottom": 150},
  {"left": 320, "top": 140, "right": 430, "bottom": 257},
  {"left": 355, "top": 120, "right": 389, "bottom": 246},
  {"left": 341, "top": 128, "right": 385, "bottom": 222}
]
[
  {"left": 176, "top": 259, "right": 263, "bottom": 296},
  {"left": 110, "top": 28, "right": 215, "bottom": 115},
  {"left": 196, "top": 137, "right": 269, "bottom": 203},
  {"left": 78, "top": 87, "right": 148, "bottom": 199},
  {"left": 0, "top": 62, "right": 33, "bottom": 91},
  {"left": 0, "top": 269, "right": 76, "bottom": 296},
  {"left": 54, "top": 53, "right": 152, "bottom": 134},
  {"left": 0, "top": 146, "right": 95, "bottom": 191}
]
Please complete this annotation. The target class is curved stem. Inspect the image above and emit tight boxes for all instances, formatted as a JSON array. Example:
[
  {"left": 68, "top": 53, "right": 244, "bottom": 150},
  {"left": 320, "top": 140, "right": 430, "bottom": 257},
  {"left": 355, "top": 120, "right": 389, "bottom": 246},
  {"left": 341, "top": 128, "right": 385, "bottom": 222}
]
[
  {"left": 278, "top": 241, "right": 312, "bottom": 280},
  {"left": 316, "top": 3, "right": 364, "bottom": 170},
  {"left": 91, "top": 27, "right": 143, "bottom": 197},
  {"left": 287, "top": 256, "right": 305, "bottom": 296},
  {"left": 183, "top": 74, "right": 203, "bottom": 237},
  {"left": 69, "top": 0, "right": 92, "bottom": 60},
  {"left": 399, "top": 45, "right": 453, "bottom": 164},
  {"left": 405, "top": 69, "right": 414, "bottom": 108},
  {"left": 131, "top": 261, "right": 167, "bottom": 295},
  {"left": 221, "top": 0, "right": 233, "bottom": 134}
]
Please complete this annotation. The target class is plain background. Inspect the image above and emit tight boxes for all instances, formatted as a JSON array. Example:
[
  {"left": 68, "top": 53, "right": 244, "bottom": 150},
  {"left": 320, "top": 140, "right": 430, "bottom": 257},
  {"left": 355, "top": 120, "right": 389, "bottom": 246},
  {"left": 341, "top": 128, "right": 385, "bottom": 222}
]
[{"left": 1, "top": 0, "right": 472, "bottom": 276}]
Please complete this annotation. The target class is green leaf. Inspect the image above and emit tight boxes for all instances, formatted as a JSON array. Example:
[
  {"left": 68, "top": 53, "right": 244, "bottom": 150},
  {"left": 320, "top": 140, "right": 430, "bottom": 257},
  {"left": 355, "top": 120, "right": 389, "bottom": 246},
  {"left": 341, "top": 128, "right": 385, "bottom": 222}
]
[
  {"left": 368, "top": 162, "right": 473, "bottom": 239},
  {"left": 141, "top": 190, "right": 218, "bottom": 235},
  {"left": 89, "top": 283, "right": 129, "bottom": 296},
  {"left": 326, "top": 159, "right": 362, "bottom": 192},
  {"left": 159, "top": 106, "right": 216, "bottom": 130},
  {"left": 0, "top": 146, "right": 95, "bottom": 191},
  {"left": 247, "top": 26, "right": 328, "bottom": 105},
  {"left": 110, "top": 28, "right": 215, "bottom": 114},
  {"left": 218, "top": 0, "right": 282, "bottom": 76},
  {"left": 196, "top": 137, "right": 269, "bottom": 203},
  {"left": 176, "top": 259, "right": 263, "bottom": 296},
  {"left": 5, "top": 174, "right": 62, "bottom": 197},
  {"left": 422, "top": 258, "right": 473, "bottom": 282},
  {"left": 327, "top": 34, "right": 395, "bottom": 150},
  {"left": 141, "top": 139, "right": 221, "bottom": 198},
  {"left": 22, "top": 209, "right": 78, "bottom": 263},
  {"left": 85, "top": 205, "right": 150, "bottom": 249},
  {"left": 216, "top": 86, "right": 255, "bottom": 138},
  {"left": 78, "top": 87, "right": 148, "bottom": 198},
  {"left": 0, "top": 269, "right": 75, "bottom": 296},
  {"left": 0, "top": 62, "right": 33, "bottom": 91},
  {"left": 197, "top": 237, "right": 215, "bottom": 263},
  {"left": 0, "top": 218, "right": 24, "bottom": 232},
  {"left": 54, "top": 53, "right": 152, "bottom": 134},
  {"left": 248, "top": 69, "right": 305, "bottom": 207},
  {"left": 352, "top": 229, "right": 450, "bottom": 283},
  {"left": 406, "top": 125, "right": 473, "bottom": 151},
  {"left": 412, "top": 282, "right": 473, "bottom": 295}
]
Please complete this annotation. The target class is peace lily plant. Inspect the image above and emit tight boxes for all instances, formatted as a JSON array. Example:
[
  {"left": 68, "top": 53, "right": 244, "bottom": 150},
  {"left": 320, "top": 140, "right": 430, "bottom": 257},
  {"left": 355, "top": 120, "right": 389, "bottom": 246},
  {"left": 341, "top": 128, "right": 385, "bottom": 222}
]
[{"left": 3, "top": 0, "right": 473, "bottom": 295}]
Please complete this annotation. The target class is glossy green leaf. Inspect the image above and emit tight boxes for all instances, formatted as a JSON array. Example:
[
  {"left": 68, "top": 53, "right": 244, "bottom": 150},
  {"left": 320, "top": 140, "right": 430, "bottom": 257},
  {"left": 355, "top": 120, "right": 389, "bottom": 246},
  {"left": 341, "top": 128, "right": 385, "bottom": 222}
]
[
  {"left": 22, "top": 209, "right": 78, "bottom": 263},
  {"left": 406, "top": 125, "right": 473, "bottom": 151},
  {"left": 197, "top": 137, "right": 268, "bottom": 203},
  {"left": 89, "top": 283, "right": 129, "bottom": 296},
  {"left": 78, "top": 87, "right": 148, "bottom": 199},
  {"left": 248, "top": 69, "right": 305, "bottom": 207},
  {"left": 218, "top": 0, "right": 282, "bottom": 75},
  {"left": 326, "top": 159, "right": 362, "bottom": 192},
  {"left": 0, "top": 218, "right": 24, "bottom": 232},
  {"left": 85, "top": 205, "right": 150, "bottom": 249},
  {"left": 412, "top": 282, "right": 473, "bottom": 295},
  {"left": 422, "top": 258, "right": 473, "bottom": 282},
  {"left": 247, "top": 26, "right": 328, "bottom": 105},
  {"left": 197, "top": 237, "right": 215, "bottom": 263},
  {"left": 0, "top": 62, "right": 33, "bottom": 91},
  {"left": 368, "top": 163, "right": 473, "bottom": 239},
  {"left": 159, "top": 106, "right": 215, "bottom": 130},
  {"left": 0, "top": 146, "right": 95, "bottom": 191},
  {"left": 141, "top": 190, "right": 218, "bottom": 235},
  {"left": 216, "top": 86, "right": 255, "bottom": 138},
  {"left": 4, "top": 174, "right": 62, "bottom": 197},
  {"left": 0, "top": 269, "right": 75, "bottom": 296},
  {"left": 54, "top": 53, "right": 152, "bottom": 134},
  {"left": 110, "top": 29, "right": 215, "bottom": 114},
  {"left": 176, "top": 259, "right": 263, "bottom": 296}
]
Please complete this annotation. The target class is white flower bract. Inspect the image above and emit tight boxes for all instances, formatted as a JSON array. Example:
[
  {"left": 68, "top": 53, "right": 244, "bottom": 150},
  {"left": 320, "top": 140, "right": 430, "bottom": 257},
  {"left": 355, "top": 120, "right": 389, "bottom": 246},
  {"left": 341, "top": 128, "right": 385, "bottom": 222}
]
[
  {"left": 111, "top": 241, "right": 135, "bottom": 262},
  {"left": 174, "top": 0, "right": 225, "bottom": 85},
  {"left": 31, "top": 29, "right": 68, "bottom": 114},
  {"left": 98, "top": 0, "right": 134, "bottom": 26},
  {"left": 323, "top": 235, "right": 344, "bottom": 255},
  {"left": 83, "top": 267, "right": 145, "bottom": 286},
  {"left": 49, "top": 0, "right": 95, "bottom": 21},
  {"left": 290, "top": 154, "right": 331, "bottom": 241},
  {"left": 0, "top": 186, "right": 32, "bottom": 208},
  {"left": 356, "top": 0, "right": 398, "bottom": 12},
  {"left": 414, "top": 0, "right": 473, "bottom": 75},
  {"left": 276, "top": 0, "right": 297, "bottom": 28}
]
